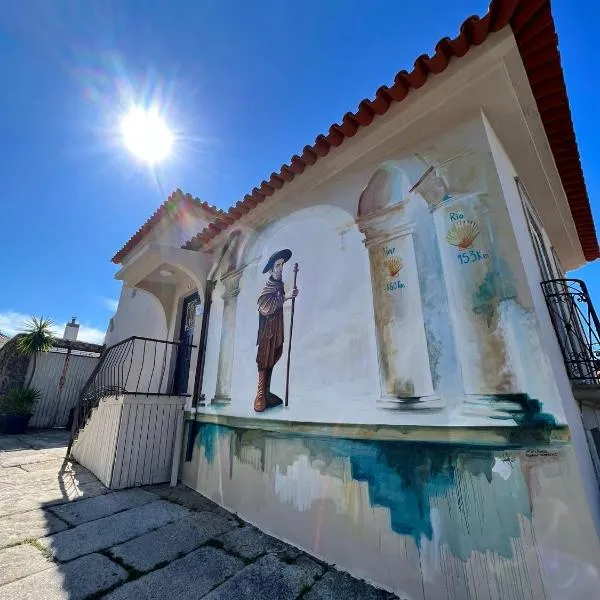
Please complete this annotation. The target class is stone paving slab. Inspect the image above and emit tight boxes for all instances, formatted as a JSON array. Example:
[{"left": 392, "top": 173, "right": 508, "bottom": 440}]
[
  {"left": 203, "top": 553, "right": 325, "bottom": 600},
  {"left": 109, "top": 510, "right": 238, "bottom": 572},
  {"left": 0, "top": 463, "right": 98, "bottom": 486},
  {"left": 0, "top": 552, "right": 128, "bottom": 600},
  {"left": 142, "top": 484, "right": 232, "bottom": 516},
  {"left": 24, "top": 439, "right": 68, "bottom": 452},
  {"left": 19, "top": 457, "right": 71, "bottom": 473},
  {"left": 40, "top": 500, "right": 189, "bottom": 562},
  {"left": 0, "top": 436, "right": 26, "bottom": 451},
  {"left": 0, "top": 447, "right": 43, "bottom": 457},
  {"left": 1, "top": 432, "right": 400, "bottom": 600},
  {"left": 0, "top": 466, "right": 24, "bottom": 481},
  {"left": 105, "top": 546, "right": 245, "bottom": 600},
  {"left": 0, "top": 481, "right": 110, "bottom": 517},
  {"left": 49, "top": 489, "right": 157, "bottom": 526},
  {"left": 0, "top": 507, "right": 70, "bottom": 548},
  {"left": 0, "top": 472, "right": 75, "bottom": 497},
  {"left": 218, "top": 524, "right": 301, "bottom": 561},
  {"left": 0, "top": 543, "right": 54, "bottom": 585},
  {"left": 11, "top": 431, "right": 70, "bottom": 449},
  {"left": 304, "top": 569, "right": 397, "bottom": 599},
  {"left": 0, "top": 452, "right": 64, "bottom": 468}
]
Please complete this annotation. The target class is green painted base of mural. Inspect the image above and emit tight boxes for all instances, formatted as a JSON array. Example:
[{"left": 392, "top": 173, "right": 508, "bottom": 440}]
[{"left": 185, "top": 411, "right": 569, "bottom": 447}]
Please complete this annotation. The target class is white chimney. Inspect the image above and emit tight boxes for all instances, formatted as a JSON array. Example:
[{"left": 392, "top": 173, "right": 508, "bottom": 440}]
[{"left": 64, "top": 317, "right": 79, "bottom": 341}]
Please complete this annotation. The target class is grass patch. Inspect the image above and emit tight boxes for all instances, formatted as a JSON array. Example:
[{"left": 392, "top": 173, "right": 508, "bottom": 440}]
[
  {"left": 25, "top": 538, "right": 54, "bottom": 560},
  {"left": 232, "top": 513, "right": 245, "bottom": 527},
  {"left": 203, "top": 538, "right": 224, "bottom": 550}
]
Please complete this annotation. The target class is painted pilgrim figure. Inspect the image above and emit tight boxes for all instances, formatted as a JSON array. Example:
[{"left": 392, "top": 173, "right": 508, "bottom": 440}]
[{"left": 254, "top": 249, "right": 299, "bottom": 412}]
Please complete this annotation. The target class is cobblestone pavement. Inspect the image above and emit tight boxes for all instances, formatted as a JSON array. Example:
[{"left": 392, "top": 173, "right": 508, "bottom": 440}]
[{"left": 0, "top": 430, "right": 399, "bottom": 600}]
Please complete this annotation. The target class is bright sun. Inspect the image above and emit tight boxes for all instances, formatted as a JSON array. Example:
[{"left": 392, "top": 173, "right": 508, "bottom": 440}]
[{"left": 121, "top": 107, "right": 173, "bottom": 164}]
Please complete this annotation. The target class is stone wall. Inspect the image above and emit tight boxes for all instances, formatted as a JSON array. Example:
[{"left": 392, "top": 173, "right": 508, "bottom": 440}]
[{"left": 0, "top": 335, "right": 29, "bottom": 395}]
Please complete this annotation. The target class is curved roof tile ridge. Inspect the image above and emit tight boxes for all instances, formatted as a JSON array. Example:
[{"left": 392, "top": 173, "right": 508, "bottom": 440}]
[
  {"left": 174, "top": 0, "right": 595, "bottom": 261},
  {"left": 112, "top": 189, "right": 223, "bottom": 264}
]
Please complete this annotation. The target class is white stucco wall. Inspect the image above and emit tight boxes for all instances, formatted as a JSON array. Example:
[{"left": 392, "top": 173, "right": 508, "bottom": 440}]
[
  {"left": 483, "top": 113, "right": 600, "bottom": 533},
  {"left": 109, "top": 205, "right": 211, "bottom": 346},
  {"left": 104, "top": 284, "right": 167, "bottom": 347}
]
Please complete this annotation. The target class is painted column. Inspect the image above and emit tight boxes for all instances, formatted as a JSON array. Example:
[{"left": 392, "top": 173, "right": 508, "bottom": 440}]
[
  {"left": 211, "top": 267, "right": 244, "bottom": 404},
  {"left": 416, "top": 169, "right": 521, "bottom": 397},
  {"left": 433, "top": 193, "right": 516, "bottom": 395},
  {"left": 357, "top": 204, "right": 436, "bottom": 405}
]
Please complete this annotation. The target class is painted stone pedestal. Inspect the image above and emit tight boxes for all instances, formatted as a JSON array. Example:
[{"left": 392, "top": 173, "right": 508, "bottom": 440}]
[
  {"left": 357, "top": 204, "right": 438, "bottom": 407},
  {"left": 432, "top": 192, "right": 520, "bottom": 396},
  {"left": 415, "top": 165, "right": 555, "bottom": 422}
]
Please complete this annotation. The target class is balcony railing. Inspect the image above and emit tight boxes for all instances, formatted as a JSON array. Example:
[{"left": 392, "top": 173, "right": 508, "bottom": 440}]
[
  {"left": 67, "top": 336, "right": 195, "bottom": 454},
  {"left": 541, "top": 279, "right": 600, "bottom": 384}
]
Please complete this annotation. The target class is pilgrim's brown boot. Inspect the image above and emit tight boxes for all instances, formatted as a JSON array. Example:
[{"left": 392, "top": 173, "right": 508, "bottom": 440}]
[
  {"left": 265, "top": 368, "right": 283, "bottom": 408},
  {"left": 254, "top": 370, "right": 267, "bottom": 412}
]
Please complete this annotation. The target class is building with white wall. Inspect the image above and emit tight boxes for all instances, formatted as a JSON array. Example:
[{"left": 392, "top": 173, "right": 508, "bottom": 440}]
[{"left": 71, "top": 1, "right": 600, "bottom": 597}]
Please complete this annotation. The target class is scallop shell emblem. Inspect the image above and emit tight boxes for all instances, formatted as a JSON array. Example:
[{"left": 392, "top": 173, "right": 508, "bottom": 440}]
[
  {"left": 446, "top": 220, "right": 480, "bottom": 249},
  {"left": 385, "top": 256, "right": 403, "bottom": 278}
]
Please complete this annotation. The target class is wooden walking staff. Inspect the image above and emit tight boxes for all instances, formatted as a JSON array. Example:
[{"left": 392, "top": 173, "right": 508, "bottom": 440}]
[{"left": 285, "top": 263, "right": 299, "bottom": 407}]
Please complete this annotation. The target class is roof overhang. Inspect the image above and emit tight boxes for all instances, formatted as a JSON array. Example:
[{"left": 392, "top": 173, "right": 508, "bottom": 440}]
[{"left": 115, "top": 243, "right": 210, "bottom": 290}]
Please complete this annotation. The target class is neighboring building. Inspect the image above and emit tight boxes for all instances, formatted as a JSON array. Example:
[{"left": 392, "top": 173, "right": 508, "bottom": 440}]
[{"left": 71, "top": 1, "right": 600, "bottom": 597}]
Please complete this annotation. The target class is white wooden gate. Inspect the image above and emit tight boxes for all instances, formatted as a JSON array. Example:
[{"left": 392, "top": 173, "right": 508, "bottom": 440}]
[{"left": 28, "top": 347, "right": 100, "bottom": 428}]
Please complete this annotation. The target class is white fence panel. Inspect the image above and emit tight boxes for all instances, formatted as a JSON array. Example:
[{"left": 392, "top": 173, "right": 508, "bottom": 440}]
[
  {"left": 28, "top": 348, "right": 100, "bottom": 428},
  {"left": 71, "top": 394, "right": 185, "bottom": 489},
  {"left": 71, "top": 398, "right": 122, "bottom": 486},
  {"left": 112, "top": 395, "right": 184, "bottom": 489},
  {"left": 28, "top": 351, "right": 64, "bottom": 428}
]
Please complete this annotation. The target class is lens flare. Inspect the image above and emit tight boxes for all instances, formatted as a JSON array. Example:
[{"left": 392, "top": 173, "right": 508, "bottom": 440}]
[{"left": 121, "top": 107, "right": 173, "bottom": 164}]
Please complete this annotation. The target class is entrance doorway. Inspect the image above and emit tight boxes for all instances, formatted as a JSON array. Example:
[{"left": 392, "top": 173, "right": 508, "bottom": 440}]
[{"left": 172, "top": 292, "right": 199, "bottom": 395}]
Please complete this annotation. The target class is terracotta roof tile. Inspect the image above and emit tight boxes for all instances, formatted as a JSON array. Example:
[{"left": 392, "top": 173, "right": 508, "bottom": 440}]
[
  {"left": 180, "top": 0, "right": 598, "bottom": 262},
  {"left": 112, "top": 189, "right": 223, "bottom": 264}
]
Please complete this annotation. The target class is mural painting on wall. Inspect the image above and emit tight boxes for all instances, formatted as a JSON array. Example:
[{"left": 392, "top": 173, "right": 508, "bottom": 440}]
[
  {"left": 254, "top": 249, "right": 299, "bottom": 412},
  {"left": 202, "top": 120, "right": 566, "bottom": 427},
  {"left": 353, "top": 139, "right": 566, "bottom": 423},
  {"left": 184, "top": 120, "right": 592, "bottom": 600}
]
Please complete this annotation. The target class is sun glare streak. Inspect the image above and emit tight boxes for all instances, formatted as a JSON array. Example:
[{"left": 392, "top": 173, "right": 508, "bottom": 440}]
[{"left": 121, "top": 106, "right": 173, "bottom": 164}]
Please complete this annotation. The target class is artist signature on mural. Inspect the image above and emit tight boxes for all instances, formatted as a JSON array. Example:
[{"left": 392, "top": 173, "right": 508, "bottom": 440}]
[{"left": 525, "top": 449, "right": 558, "bottom": 458}]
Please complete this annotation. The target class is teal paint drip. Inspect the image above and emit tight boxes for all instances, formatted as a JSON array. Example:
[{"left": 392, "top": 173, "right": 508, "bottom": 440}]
[
  {"left": 194, "top": 422, "right": 223, "bottom": 464},
  {"left": 194, "top": 424, "right": 538, "bottom": 559}
]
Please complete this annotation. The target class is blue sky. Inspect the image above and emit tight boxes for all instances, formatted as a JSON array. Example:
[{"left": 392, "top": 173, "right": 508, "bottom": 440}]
[{"left": 0, "top": 0, "right": 598, "bottom": 343}]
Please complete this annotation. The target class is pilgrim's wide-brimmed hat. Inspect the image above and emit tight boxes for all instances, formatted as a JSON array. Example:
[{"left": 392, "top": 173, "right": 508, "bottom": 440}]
[{"left": 262, "top": 249, "right": 292, "bottom": 273}]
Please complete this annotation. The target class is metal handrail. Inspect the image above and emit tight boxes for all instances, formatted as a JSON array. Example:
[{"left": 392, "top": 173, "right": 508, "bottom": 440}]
[
  {"left": 67, "top": 336, "right": 196, "bottom": 455},
  {"left": 541, "top": 278, "right": 600, "bottom": 384}
]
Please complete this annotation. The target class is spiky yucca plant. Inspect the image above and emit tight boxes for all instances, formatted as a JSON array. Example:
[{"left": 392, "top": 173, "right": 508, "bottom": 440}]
[
  {"left": 17, "top": 316, "right": 57, "bottom": 389},
  {"left": 0, "top": 388, "right": 41, "bottom": 415}
]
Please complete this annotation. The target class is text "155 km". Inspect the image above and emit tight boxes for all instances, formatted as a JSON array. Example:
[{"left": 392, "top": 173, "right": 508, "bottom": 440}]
[{"left": 457, "top": 249, "right": 489, "bottom": 264}]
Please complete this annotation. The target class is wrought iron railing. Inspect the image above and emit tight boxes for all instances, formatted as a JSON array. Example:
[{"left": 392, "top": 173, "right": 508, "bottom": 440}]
[
  {"left": 67, "top": 336, "right": 195, "bottom": 454},
  {"left": 541, "top": 279, "right": 600, "bottom": 384}
]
